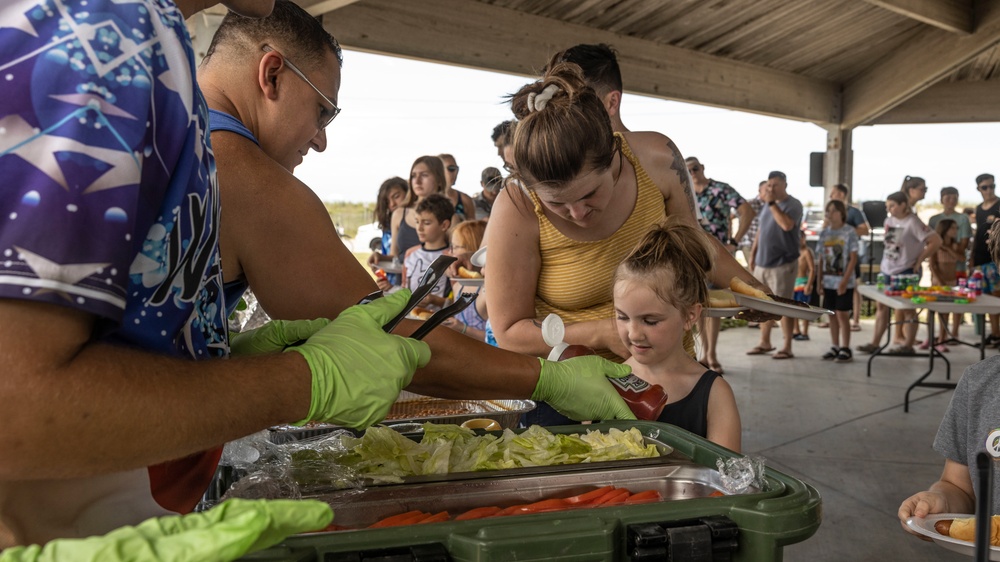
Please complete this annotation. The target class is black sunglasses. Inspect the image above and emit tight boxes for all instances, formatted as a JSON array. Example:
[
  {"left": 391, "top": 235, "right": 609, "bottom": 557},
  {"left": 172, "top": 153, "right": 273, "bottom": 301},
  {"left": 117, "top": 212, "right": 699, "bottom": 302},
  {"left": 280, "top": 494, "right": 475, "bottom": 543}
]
[
  {"left": 688, "top": 165, "right": 701, "bottom": 173},
  {"left": 447, "top": 165, "right": 459, "bottom": 172},
  {"left": 981, "top": 184, "right": 996, "bottom": 191}
]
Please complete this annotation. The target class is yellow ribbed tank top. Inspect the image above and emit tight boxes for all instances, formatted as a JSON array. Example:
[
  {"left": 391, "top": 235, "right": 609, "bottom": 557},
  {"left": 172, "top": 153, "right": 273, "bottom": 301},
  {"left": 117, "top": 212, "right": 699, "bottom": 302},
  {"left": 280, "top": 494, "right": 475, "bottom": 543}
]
[{"left": 528, "top": 134, "right": 668, "bottom": 360}]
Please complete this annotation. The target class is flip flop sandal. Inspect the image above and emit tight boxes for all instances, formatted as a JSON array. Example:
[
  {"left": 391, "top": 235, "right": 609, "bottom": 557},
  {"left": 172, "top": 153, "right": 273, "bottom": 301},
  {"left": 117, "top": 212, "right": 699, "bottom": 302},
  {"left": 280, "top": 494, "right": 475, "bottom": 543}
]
[
  {"left": 746, "top": 346, "right": 776, "bottom": 355},
  {"left": 850, "top": 324, "right": 862, "bottom": 332},
  {"left": 772, "top": 351, "right": 794, "bottom": 359}
]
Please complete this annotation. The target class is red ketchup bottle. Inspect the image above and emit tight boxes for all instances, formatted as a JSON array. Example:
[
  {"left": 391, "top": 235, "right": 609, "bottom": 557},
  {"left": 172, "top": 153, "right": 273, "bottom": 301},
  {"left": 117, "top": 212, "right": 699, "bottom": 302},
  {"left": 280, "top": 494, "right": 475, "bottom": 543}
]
[{"left": 541, "top": 314, "right": 669, "bottom": 420}]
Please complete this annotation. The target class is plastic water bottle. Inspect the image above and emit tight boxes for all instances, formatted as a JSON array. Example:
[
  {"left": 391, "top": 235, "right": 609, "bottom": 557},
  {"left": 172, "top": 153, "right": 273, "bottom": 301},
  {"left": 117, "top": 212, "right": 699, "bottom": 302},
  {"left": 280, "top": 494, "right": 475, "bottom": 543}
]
[
  {"left": 971, "top": 270, "right": 984, "bottom": 296},
  {"left": 876, "top": 273, "right": 886, "bottom": 291}
]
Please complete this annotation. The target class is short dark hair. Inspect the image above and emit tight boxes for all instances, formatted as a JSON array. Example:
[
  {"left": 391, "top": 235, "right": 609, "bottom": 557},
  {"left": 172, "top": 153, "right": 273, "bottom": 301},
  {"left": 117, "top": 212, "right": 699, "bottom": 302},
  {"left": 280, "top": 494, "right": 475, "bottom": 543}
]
[
  {"left": 491, "top": 120, "right": 515, "bottom": 144},
  {"left": 205, "top": 0, "right": 342, "bottom": 68},
  {"left": 551, "top": 43, "right": 623, "bottom": 96},
  {"left": 768, "top": 171, "right": 787, "bottom": 181},
  {"left": 826, "top": 199, "right": 847, "bottom": 222},
  {"left": 832, "top": 183, "right": 849, "bottom": 195},
  {"left": 481, "top": 167, "right": 503, "bottom": 191},
  {"left": 977, "top": 173, "right": 995, "bottom": 185},
  {"left": 415, "top": 193, "right": 455, "bottom": 224},
  {"left": 940, "top": 186, "right": 959, "bottom": 197}
]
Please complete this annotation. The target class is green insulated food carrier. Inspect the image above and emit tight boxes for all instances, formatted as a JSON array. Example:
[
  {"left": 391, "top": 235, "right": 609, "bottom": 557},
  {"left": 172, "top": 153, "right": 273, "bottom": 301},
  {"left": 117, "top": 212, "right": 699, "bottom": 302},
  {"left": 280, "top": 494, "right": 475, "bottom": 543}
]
[{"left": 239, "top": 421, "right": 821, "bottom": 562}]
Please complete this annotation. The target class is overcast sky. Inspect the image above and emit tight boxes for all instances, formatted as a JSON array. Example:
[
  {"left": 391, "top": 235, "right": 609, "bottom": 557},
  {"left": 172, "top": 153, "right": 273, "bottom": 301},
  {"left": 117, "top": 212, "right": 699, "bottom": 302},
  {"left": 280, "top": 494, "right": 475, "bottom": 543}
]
[{"left": 293, "top": 49, "right": 1000, "bottom": 212}]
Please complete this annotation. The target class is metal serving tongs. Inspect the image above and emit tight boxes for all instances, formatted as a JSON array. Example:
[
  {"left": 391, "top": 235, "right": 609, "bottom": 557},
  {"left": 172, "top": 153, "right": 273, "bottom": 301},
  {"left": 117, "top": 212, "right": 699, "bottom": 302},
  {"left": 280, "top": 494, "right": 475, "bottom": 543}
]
[
  {"left": 408, "top": 292, "right": 479, "bottom": 341},
  {"left": 381, "top": 254, "right": 457, "bottom": 333}
]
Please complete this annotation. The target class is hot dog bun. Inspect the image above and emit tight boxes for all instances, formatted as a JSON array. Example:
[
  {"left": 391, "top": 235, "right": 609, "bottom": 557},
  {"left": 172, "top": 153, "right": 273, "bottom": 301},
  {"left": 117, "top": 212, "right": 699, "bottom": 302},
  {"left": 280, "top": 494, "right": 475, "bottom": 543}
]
[
  {"left": 946, "top": 515, "right": 1000, "bottom": 546},
  {"left": 457, "top": 266, "right": 483, "bottom": 279},
  {"left": 410, "top": 306, "right": 434, "bottom": 320},
  {"left": 709, "top": 289, "right": 738, "bottom": 308},
  {"left": 730, "top": 277, "right": 773, "bottom": 301}
]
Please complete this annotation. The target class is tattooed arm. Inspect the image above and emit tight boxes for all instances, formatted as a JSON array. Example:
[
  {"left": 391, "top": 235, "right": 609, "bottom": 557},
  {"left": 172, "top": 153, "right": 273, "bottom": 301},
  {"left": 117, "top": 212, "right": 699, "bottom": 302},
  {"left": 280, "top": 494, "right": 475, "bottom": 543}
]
[
  {"left": 664, "top": 135, "right": 702, "bottom": 222},
  {"left": 626, "top": 131, "right": 769, "bottom": 293}
]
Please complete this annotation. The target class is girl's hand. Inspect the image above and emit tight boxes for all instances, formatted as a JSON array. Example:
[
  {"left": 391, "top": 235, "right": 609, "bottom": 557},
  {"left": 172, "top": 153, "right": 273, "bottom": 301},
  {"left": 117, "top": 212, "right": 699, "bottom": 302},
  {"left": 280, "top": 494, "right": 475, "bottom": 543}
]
[
  {"left": 837, "top": 282, "right": 847, "bottom": 295},
  {"left": 367, "top": 252, "right": 383, "bottom": 268},
  {"left": 898, "top": 490, "right": 950, "bottom": 539}
]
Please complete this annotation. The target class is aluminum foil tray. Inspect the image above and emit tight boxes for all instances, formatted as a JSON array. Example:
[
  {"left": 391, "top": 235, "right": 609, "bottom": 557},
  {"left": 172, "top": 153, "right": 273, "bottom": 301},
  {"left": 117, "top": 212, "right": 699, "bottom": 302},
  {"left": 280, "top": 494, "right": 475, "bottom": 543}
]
[{"left": 269, "top": 396, "right": 536, "bottom": 443}]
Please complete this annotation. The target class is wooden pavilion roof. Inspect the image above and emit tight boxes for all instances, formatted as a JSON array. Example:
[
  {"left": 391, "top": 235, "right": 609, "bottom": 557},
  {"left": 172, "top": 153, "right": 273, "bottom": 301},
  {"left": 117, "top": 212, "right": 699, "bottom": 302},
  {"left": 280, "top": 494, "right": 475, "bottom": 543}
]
[{"left": 296, "top": 0, "right": 1000, "bottom": 128}]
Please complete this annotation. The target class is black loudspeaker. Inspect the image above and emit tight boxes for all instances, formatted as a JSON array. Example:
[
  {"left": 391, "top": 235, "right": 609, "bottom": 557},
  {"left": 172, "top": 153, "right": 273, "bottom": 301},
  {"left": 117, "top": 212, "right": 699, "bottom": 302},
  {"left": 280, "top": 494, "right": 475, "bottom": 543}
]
[
  {"left": 861, "top": 200, "right": 887, "bottom": 229},
  {"left": 809, "top": 152, "right": 824, "bottom": 187}
]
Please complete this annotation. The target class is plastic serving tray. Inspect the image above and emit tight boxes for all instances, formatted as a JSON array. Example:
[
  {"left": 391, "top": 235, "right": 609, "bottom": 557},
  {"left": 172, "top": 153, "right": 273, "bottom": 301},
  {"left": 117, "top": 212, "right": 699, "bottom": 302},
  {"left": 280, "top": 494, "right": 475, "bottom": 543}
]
[{"left": 242, "top": 421, "right": 822, "bottom": 562}]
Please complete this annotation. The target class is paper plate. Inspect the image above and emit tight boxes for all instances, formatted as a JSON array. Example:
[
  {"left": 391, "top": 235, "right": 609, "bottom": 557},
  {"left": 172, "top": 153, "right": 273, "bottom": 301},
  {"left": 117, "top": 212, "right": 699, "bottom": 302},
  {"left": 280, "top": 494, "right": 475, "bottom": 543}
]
[
  {"left": 470, "top": 246, "right": 487, "bottom": 267},
  {"left": 906, "top": 514, "right": 1000, "bottom": 560},
  {"left": 734, "top": 293, "right": 832, "bottom": 321}
]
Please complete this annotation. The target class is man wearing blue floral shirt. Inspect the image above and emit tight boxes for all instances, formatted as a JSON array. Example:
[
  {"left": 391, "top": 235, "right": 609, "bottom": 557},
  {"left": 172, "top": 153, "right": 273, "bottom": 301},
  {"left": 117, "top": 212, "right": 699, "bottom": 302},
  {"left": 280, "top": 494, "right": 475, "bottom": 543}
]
[{"left": 686, "top": 156, "right": 755, "bottom": 374}]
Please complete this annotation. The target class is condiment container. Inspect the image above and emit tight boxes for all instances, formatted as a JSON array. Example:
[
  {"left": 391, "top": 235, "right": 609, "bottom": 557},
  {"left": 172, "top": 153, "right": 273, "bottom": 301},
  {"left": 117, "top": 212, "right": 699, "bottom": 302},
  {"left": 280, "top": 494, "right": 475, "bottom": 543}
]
[{"left": 541, "top": 314, "right": 668, "bottom": 420}]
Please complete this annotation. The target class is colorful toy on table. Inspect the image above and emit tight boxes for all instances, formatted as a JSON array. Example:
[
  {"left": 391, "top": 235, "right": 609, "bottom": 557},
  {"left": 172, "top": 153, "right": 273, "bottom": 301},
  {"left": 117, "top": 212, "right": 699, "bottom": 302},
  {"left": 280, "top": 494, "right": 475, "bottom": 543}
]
[{"left": 895, "top": 285, "right": 976, "bottom": 304}]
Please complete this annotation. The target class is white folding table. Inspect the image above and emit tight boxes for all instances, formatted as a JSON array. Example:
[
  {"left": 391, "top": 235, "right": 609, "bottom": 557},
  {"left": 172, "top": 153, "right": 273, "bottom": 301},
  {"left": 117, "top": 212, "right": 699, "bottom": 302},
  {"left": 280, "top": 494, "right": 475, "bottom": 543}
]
[{"left": 857, "top": 284, "right": 1000, "bottom": 411}]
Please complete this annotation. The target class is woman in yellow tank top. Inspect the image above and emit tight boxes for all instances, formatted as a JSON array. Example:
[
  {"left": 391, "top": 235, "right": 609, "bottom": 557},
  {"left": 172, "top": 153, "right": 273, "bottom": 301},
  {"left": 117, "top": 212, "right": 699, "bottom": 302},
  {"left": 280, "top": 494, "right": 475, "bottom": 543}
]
[{"left": 488, "top": 63, "right": 713, "bottom": 362}]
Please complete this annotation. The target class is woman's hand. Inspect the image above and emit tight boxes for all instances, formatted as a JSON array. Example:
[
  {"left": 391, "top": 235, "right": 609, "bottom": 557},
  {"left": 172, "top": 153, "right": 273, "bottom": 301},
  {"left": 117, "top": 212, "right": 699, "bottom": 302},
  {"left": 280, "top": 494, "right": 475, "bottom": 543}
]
[
  {"left": 367, "top": 252, "right": 383, "bottom": 268},
  {"left": 837, "top": 280, "right": 847, "bottom": 296}
]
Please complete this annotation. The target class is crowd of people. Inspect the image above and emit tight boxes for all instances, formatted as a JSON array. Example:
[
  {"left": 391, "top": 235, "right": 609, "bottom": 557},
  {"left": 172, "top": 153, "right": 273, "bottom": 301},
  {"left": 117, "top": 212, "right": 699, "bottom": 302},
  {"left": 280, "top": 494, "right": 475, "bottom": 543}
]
[{"left": 1, "top": 0, "right": 997, "bottom": 558}]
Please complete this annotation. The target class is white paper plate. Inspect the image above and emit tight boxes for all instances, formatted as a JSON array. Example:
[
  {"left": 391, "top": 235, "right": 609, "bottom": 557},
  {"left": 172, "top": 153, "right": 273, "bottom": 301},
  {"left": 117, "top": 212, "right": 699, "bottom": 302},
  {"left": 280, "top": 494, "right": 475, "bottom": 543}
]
[
  {"left": 906, "top": 513, "right": 1000, "bottom": 560},
  {"left": 733, "top": 293, "right": 832, "bottom": 321},
  {"left": 703, "top": 307, "right": 747, "bottom": 318}
]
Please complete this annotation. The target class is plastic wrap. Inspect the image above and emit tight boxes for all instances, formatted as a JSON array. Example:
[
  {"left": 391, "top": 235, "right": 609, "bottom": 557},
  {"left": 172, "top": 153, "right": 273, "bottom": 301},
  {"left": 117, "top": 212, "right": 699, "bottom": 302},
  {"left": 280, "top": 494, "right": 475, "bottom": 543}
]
[
  {"left": 227, "top": 289, "right": 272, "bottom": 334},
  {"left": 220, "top": 429, "right": 364, "bottom": 503},
  {"left": 716, "top": 455, "right": 768, "bottom": 494}
]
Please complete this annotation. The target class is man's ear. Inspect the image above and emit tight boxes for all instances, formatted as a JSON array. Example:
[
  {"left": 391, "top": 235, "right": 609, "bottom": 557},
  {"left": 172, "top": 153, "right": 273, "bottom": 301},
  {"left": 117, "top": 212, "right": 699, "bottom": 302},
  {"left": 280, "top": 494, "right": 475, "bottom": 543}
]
[
  {"left": 259, "top": 51, "right": 284, "bottom": 101},
  {"left": 603, "top": 90, "right": 623, "bottom": 117}
]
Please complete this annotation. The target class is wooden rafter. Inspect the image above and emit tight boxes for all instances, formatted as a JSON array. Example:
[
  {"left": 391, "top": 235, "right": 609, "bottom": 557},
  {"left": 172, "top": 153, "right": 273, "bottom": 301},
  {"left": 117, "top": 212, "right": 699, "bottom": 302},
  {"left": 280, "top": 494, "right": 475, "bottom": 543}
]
[
  {"left": 872, "top": 79, "right": 1000, "bottom": 123},
  {"left": 297, "top": 0, "right": 362, "bottom": 17},
  {"left": 861, "top": 0, "right": 973, "bottom": 34},
  {"left": 841, "top": 0, "right": 1000, "bottom": 128},
  {"left": 320, "top": 0, "right": 840, "bottom": 124}
]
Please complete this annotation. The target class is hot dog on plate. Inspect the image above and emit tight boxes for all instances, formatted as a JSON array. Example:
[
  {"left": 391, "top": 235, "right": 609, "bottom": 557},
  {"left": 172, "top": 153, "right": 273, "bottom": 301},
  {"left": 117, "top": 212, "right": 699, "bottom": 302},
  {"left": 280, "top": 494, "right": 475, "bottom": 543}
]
[{"left": 934, "top": 515, "right": 1000, "bottom": 545}]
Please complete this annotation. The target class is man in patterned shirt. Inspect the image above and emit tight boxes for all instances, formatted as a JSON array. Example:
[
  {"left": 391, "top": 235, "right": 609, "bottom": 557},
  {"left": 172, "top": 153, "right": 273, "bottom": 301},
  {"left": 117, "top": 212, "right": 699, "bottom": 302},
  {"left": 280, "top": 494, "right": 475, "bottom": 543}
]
[
  {"left": 0, "top": 0, "right": 433, "bottom": 546},
  {"left": 687, "top": 157, "right": 756, "bottom": 373}
]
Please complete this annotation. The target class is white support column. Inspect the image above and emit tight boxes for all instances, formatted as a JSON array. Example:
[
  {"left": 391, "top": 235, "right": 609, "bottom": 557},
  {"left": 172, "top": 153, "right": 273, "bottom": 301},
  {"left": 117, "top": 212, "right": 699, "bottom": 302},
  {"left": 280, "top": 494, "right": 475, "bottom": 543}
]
[{"left": 822, "top": 126, "right": 854, "bottom": 203}]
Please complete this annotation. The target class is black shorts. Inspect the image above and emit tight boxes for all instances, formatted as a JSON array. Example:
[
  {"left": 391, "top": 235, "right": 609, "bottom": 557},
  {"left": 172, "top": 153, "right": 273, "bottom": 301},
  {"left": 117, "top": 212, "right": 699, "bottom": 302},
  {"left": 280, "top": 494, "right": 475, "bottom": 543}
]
[{"left": 823, "top": 287, "right": 854, "bottom": 312}]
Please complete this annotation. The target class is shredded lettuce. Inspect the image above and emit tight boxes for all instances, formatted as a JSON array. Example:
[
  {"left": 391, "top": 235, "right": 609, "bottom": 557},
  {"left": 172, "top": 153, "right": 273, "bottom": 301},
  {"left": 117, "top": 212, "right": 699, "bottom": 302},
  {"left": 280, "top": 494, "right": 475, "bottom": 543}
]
[{"left": 326, "top": 424, "right": 659, "bottom": 481}]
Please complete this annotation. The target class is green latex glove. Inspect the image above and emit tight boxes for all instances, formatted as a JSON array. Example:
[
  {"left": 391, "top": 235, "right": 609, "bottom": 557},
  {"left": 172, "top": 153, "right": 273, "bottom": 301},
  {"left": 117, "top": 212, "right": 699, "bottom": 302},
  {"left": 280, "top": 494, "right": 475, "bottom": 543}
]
[
  {"left": 229, "top": 319, "right": 330, "bottom": 356},
  {"left": 0, "top": 499, "right": 332, "bottom": 562},
  {"left": 532, "top": 357, "right": 637, "bottom": 421},
  {"left": 286, "top": 289, "right": 431, "bottom": 428}
]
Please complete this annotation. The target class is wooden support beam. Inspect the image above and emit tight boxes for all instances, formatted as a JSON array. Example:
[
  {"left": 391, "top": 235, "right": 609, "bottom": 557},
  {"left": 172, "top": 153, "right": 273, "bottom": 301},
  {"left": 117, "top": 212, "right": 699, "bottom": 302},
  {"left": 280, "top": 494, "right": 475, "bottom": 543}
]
[
  {"left": 321, "top": 0, "right": 841, "bottom": 124},
  {"left": 872, "top": 79, "right": 1000, "bottom": 123},
  {"left": 821, "top": 126, "right": 853, "bottom": 201},
  {"left": 296, "top": 0, "right": 362, "bottom": 17},
  {"left": 841, "top": 0, "right": 1000, "bottom": 128},
  {"left": 861, "top": 0, "right": 973, "bottom": 34}
]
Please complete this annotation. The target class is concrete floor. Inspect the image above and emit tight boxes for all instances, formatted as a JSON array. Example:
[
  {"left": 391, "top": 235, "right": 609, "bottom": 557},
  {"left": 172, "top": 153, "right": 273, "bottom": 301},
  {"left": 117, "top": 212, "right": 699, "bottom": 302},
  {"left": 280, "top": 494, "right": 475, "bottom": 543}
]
[{"left": 710, "top": 316, "right": 992, "bottom": 561}]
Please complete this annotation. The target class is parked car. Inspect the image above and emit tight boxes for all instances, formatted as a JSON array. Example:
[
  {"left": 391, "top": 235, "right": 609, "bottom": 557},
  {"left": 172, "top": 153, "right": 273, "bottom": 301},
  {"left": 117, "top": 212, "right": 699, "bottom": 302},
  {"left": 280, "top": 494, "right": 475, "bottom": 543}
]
[
  {"left": 801, "top": 208, "right": 824, "bottom": 243},
  {"left": 355, "top": 222, "right": 384, "bottom": 253}
]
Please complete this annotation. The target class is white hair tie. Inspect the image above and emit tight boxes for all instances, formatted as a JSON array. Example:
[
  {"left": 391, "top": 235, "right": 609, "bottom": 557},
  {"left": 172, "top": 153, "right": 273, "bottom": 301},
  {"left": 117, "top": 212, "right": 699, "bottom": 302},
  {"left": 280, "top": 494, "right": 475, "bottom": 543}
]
[{"left": 527, "top": 84, "right": 560, "bottom": 112}]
